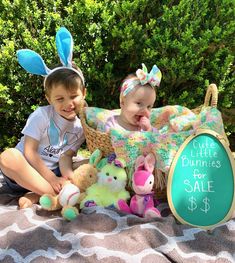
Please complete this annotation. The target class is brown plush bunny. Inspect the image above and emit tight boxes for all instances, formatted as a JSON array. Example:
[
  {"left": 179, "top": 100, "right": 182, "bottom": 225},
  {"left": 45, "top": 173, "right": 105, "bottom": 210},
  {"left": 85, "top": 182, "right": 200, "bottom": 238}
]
[{"left": 39, "top": 149, "right": 103, "bottom": 220}]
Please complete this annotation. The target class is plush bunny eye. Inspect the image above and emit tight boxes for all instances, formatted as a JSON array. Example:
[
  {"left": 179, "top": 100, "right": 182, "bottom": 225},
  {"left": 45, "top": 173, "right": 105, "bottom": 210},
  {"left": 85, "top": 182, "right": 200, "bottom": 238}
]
[
  {"left": 89, "top": 174, "right": 93, "bottom": 178},
  {"left": 149, "top": 181, "right": 153, "bottom": 184},
  {"left": 106, "top": 172, "right": 109, "bottom": 176},
  {"left": 114, "top": 176, "right": 117, "bottom": 180}
]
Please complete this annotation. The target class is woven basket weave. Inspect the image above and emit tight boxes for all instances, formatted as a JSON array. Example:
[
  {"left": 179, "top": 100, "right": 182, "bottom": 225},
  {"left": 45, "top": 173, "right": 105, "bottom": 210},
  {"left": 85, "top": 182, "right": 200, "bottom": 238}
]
[
  {"left": 79, "top": 108, "right": 114, "bottom": 157},
  {"left": 79, "top": 84, "right": 225, "bottom": 199},
  {"left": 79, "top": 84, "right": 222, "bottom": 155}
]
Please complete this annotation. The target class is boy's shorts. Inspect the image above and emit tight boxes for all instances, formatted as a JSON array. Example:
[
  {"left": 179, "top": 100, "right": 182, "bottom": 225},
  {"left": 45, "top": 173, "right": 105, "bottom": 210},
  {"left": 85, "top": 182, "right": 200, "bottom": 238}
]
[{"left": 0, "top": 167, "right": 61, "bottom": 193}]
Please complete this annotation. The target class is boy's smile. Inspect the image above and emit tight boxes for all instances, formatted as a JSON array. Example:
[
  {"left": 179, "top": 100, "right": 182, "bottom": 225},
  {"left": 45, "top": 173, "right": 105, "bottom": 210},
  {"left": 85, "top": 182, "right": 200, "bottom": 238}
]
[{"left": 46, "top": 84, "right": 85, "bottom": 121}]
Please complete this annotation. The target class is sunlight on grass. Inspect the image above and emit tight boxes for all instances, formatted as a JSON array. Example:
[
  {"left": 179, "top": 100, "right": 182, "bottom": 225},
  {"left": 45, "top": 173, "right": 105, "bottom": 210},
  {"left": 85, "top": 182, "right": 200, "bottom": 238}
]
[{"left": 77, "top": 148, "right": 91, "bottom": 158}]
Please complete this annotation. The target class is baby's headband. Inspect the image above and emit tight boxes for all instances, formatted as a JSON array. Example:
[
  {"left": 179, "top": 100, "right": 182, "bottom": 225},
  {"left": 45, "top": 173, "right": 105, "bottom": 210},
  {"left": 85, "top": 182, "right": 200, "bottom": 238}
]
[
  {"left": 121, "top": 63, "right": 162, "bottom": 97},
  {"left": 16, "top": 27, "right": 85, "bottom": 86}
]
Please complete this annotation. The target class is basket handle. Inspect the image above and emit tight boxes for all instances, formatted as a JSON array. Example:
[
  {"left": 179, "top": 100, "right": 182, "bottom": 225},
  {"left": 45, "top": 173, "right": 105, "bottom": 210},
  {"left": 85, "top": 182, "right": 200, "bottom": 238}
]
[
  {"left": 204, "top": 83, "right": 218, "bottom": 107},
  {"left": 78, "top": 99, "right": 88, "bottom": 123}
]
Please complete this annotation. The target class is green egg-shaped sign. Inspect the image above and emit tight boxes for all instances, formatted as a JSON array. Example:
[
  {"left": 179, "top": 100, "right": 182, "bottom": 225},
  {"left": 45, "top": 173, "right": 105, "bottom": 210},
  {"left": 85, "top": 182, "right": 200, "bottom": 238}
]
[{"left": 167, "top": 129, "right": 235, "bottom": 229}]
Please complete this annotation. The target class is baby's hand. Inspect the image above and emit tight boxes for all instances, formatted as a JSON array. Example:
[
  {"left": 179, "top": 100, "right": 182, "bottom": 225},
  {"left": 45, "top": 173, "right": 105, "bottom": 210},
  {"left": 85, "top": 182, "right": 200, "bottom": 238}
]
[
  {"left": 139, "top": 116, "right": 152, "bottom": 131},
  {"left": 50, "top": 176, "right": 66, "bottom": 193}
]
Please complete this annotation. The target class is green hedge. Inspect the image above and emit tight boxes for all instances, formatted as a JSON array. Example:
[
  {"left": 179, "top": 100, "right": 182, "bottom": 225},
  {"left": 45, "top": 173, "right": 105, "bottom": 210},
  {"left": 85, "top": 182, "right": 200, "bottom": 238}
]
[{"left": 0, "top": 0, "right": 234, "bottom": 150}]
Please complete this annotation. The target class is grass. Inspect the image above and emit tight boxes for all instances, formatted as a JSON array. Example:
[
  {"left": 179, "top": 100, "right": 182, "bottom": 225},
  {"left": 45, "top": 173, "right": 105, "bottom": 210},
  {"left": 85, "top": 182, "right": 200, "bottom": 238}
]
[{"left": 77, "top": 148, "right": 91, "bottom": 158}]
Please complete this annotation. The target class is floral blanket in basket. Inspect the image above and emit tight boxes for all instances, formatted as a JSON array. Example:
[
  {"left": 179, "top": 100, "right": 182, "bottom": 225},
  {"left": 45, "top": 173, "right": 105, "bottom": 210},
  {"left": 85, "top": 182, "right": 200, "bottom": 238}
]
[{"left": 86, "top": 105, "right": 227, "bottom": 175}]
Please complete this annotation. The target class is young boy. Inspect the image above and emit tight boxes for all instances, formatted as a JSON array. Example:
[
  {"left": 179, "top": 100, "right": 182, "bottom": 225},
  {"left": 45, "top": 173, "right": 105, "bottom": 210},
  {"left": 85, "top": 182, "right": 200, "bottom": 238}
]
[
  {"left": 0, "top": 66, "right": 86, "bottom": 208},
  {"left": 0, "top": 27, "right": 87, "bottom": 208}
]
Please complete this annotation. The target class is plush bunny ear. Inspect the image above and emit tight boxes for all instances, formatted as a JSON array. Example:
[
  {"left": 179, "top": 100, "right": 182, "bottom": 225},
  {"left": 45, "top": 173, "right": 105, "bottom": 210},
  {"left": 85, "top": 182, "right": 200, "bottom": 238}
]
[
  {"left": 56, "top": 27, "right": 73, "bottom": 68},
  {"left": 135, "top": 155, "right": 145, "bottom": 171},
  {"left": 89, "top": 149, "right": 103, "bottom": 167},
  {"left": 17, "top": 49, "right": 50, "bottom": 76},
  {"left": 115, "top": 158, "right": 126, "bottom": 168},
  {"left": 144, "top": 153, "right": 156, "bottom": 173}
]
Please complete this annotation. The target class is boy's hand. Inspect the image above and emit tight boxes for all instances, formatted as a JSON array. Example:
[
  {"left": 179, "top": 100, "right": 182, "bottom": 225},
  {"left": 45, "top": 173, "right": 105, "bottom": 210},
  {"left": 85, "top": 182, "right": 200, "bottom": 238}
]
[
  {"left": 49, "top": 176, "right": 66, "bottom": 193},
  {"left": 138, "top": 116, "right": 152, "bottom": 131},
  {"left": 59, "top": 150, "right": 75, "bottom": 181},
  {"left": 62, "top": 170, "right": 74, "bottom": 181}
]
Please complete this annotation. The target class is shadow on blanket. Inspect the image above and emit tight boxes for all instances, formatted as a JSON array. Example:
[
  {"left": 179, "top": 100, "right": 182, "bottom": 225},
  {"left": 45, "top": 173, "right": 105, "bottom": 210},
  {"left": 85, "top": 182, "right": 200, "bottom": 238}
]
[{"left": 0, "top": 175, "right": 234, "bottom": 263}]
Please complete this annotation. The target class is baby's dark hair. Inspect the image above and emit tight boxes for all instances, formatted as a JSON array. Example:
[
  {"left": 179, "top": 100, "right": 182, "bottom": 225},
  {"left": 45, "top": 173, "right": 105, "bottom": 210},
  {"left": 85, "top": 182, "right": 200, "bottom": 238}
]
[{"left": 44, "top": 63, "right": 85, "bottom": 97}]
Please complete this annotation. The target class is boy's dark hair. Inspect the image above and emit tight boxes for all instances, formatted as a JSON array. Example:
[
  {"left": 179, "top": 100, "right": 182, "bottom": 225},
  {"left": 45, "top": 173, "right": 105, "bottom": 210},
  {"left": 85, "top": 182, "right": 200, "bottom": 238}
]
[{"left": 44, "top": 63, "right": 85, "bottom": 96}]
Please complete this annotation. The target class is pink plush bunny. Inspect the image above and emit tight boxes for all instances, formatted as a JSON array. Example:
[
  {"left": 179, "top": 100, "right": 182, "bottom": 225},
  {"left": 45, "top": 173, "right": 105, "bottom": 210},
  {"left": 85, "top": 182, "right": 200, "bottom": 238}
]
[{"left": 118, "top": 153, "right": 161, "bottom": 218}]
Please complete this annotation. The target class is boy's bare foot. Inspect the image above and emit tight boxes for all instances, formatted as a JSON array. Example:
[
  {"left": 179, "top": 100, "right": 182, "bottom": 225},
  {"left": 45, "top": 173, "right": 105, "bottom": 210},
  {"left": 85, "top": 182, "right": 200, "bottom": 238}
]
[{"left": 18, "top": 192, "right": 40, "bottom": 209}]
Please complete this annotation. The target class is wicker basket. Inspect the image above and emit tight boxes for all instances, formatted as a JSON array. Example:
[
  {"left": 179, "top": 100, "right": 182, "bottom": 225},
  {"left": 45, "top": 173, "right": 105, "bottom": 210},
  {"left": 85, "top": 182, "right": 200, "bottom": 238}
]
[
  {"left": 79, "top": 84, "right": 223, "bottom": 154},
  {"left": 79, "top": 84, "right": 226, "bottom": 199},
  {"left": 79, "top": 105, "right": 114, "bottom": 157}
]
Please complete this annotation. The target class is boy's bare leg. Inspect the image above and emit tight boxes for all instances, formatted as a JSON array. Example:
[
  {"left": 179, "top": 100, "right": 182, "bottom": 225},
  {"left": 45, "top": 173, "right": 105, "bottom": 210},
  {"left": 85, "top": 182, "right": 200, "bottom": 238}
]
[
  {"left": 0, "top": 148, "right": 56, "bottom": 196},
  {"left": 72, "top": 158, "right": 89, "bottom": 170},
  {"left": 18, "top": 192, "right": 40, "bottom": 209}
]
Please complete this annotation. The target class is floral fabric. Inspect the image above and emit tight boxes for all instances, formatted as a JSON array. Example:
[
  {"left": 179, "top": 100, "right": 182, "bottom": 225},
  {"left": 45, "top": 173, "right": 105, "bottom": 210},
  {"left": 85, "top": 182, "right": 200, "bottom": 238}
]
[
  {"left": 85, "top": 106, "right": 226, "bottom": 174},
  {"left": 85, "top": 107, "right": 120, "bottom": 131}
]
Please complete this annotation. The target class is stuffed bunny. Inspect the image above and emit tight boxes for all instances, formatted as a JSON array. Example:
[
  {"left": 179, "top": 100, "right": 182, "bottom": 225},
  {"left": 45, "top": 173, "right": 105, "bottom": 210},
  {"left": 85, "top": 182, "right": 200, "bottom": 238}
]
[
  {"left": 80, "top": 154, "right": 130, "bottom": 209},
  {"left": 39, "top": 149, "right": 102, "bottom": 220},
  {"left": 118, "top": 152, "right": 161, "bottom": 218}
]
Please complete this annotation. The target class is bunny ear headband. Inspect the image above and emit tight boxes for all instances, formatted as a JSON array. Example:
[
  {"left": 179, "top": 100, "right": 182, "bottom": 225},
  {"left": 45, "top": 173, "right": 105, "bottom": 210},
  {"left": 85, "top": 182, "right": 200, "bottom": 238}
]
[
  {"left": 16, "top": 27, "right": 85, "bottom": 86},
  {"left": 121, "top": 63, "right": 162, "bottom": 97}
]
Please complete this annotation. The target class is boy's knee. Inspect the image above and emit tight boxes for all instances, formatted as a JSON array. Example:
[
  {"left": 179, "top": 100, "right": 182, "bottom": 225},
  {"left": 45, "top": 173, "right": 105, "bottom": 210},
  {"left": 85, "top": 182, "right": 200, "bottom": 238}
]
[{"left": 0, "top": 148, "right": 21, "bottom": 170}]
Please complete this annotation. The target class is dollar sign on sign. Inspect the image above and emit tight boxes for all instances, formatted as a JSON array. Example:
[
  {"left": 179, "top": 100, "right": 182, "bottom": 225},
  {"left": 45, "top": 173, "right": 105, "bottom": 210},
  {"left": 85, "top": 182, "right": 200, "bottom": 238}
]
[
  {"left": 188, "top": 196, "right": 197, "bottom": 212},
  {"left": 200, "top": 197, "right": 210, "bottom": 213}
]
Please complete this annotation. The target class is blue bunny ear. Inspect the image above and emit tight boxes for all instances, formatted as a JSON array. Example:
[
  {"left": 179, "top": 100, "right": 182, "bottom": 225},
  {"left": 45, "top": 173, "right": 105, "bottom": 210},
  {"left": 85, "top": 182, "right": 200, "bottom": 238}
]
[
  {"left": 56, "top": 27, "right": 73, "bottom": 67},
  {"left": 17, "top": 49, "right": 50, "bottom": 76}
]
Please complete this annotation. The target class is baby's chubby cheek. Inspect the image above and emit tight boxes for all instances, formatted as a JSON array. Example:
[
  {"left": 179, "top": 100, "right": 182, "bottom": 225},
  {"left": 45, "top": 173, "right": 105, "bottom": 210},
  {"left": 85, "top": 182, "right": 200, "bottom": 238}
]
[{"left": 145, "top": 111, "right": 151, "bottom": 118}]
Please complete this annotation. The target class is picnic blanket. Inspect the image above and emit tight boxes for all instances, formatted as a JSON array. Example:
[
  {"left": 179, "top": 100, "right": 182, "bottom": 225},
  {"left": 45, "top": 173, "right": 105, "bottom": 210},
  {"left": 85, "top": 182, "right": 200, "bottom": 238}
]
[{"left": 0, "top": 175, "right": 234, "bottom": 263}]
